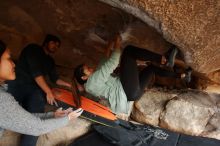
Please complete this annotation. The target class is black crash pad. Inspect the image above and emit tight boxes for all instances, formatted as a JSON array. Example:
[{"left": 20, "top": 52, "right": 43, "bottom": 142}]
[
  {"left": 177, "top": 134, "right": 220, "bottom": 146},
  {"left": 70, "top": 126, "right": 220, "bottom": 146}
]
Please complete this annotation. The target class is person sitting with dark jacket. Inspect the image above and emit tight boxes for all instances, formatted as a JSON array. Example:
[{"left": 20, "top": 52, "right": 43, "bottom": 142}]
[
  {"left": 7, "top": 34, "right": 73, "bottom": 145},
  {"left": 0, "top": 40, "right": 83, "bottom": 146}
]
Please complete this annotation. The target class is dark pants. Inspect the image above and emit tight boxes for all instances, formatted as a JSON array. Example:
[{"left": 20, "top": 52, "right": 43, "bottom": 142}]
[
  {"left": 120, "top": 45, "right": 177, "bottom": 101},
  {"left": 7, "top": 82, "right": 46, "bottom": 146}
]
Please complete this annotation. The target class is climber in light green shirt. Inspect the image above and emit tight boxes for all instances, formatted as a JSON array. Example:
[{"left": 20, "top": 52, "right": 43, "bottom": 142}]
[{"left": 74, "top": 35, "right": 181, "bottom": 114}]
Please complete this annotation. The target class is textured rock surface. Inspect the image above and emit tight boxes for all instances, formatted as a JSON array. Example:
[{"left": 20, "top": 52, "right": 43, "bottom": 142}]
[
  {"left": 1, "top": 0, "right": 219, "bottom": 85},
  {"left": 100, "top": 0, "right": 220, "bottom": 74},
  {"left": 132, "top": 89, "right": 220, "bottom": 140},
  {"left": 131, "top": 89, "right": 174, "bottom": 126},
  {"left": 0, "top": 131, "right": 20, "bottom": 146},
  {"left": 202, "top": 113, "right": 220, "bottom": 140},
  {"left": 160, "top": 91, "right": 215, "bottom": 135},
  {"left": 0, "top": 118, "right": 91, "bottom": 146},
  {"left": 0, "top": 0, "right": 171, "bottom": 70}
]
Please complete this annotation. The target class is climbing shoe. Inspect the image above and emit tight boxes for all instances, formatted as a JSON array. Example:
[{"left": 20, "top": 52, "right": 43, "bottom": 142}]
[
  {"left": 184, "top": 67, "right": 192, "bottom": 83},
  {"left": 181, "top": 67, "right": 192, "bottom": 83}
]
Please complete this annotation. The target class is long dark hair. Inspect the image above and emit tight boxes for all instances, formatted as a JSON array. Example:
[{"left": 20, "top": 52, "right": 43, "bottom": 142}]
[
  {"left": 0, "top": 40, "right": 6, "bottom": 58},
  {"left": 74, "top": 64, "right": 87, "bottom": 85}
]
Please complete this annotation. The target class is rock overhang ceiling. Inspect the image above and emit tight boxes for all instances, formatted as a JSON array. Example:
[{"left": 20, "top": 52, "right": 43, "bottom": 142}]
[
  {"left": 100, "top": 0, "right": 220, "bottom": 73},
  {"left": 0, "top": 0, "right": 219, "bottom": 88}
]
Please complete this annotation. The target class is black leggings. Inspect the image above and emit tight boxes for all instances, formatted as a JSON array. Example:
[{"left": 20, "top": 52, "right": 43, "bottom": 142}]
[{"left": 120, "top": 45, "right": 177, "bottom": 101}]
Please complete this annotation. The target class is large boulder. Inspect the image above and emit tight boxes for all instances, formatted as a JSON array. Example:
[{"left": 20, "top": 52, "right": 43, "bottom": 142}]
[
  {"left": 131, "top": 89, "right": 174, "bottom": 126},
  {"left": 132, "top": 89, "right": 220, "bottom": 140}
]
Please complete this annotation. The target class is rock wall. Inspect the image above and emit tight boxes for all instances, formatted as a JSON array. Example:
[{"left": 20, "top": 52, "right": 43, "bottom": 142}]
[
  {"left": 99, "top": 0, "right": 220, "bottom": 74},
  {"left": 1, "top": 0, "right": 219, "bottom": 83},
  {"left": 0, "top": 0, "right": 171, "bottom": 70},
  {"left": 132, "top": 89, "right": 220, "bottom": 140}
]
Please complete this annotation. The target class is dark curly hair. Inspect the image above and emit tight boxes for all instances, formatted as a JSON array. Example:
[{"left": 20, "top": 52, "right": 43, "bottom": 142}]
[{"left": 42, "top": 34, "right": 61, "bottom": 47}]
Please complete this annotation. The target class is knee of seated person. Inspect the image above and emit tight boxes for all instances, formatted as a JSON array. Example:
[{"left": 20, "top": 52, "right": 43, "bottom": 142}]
[
  {"left": 29, "top": 89, "right": 46, "bottom": 107},
  {"left": 127, "top": 90, "right": 142, "bottom": 101},
  {"left": 31, "top": 89, "right": 45, "bottom": 98}
]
